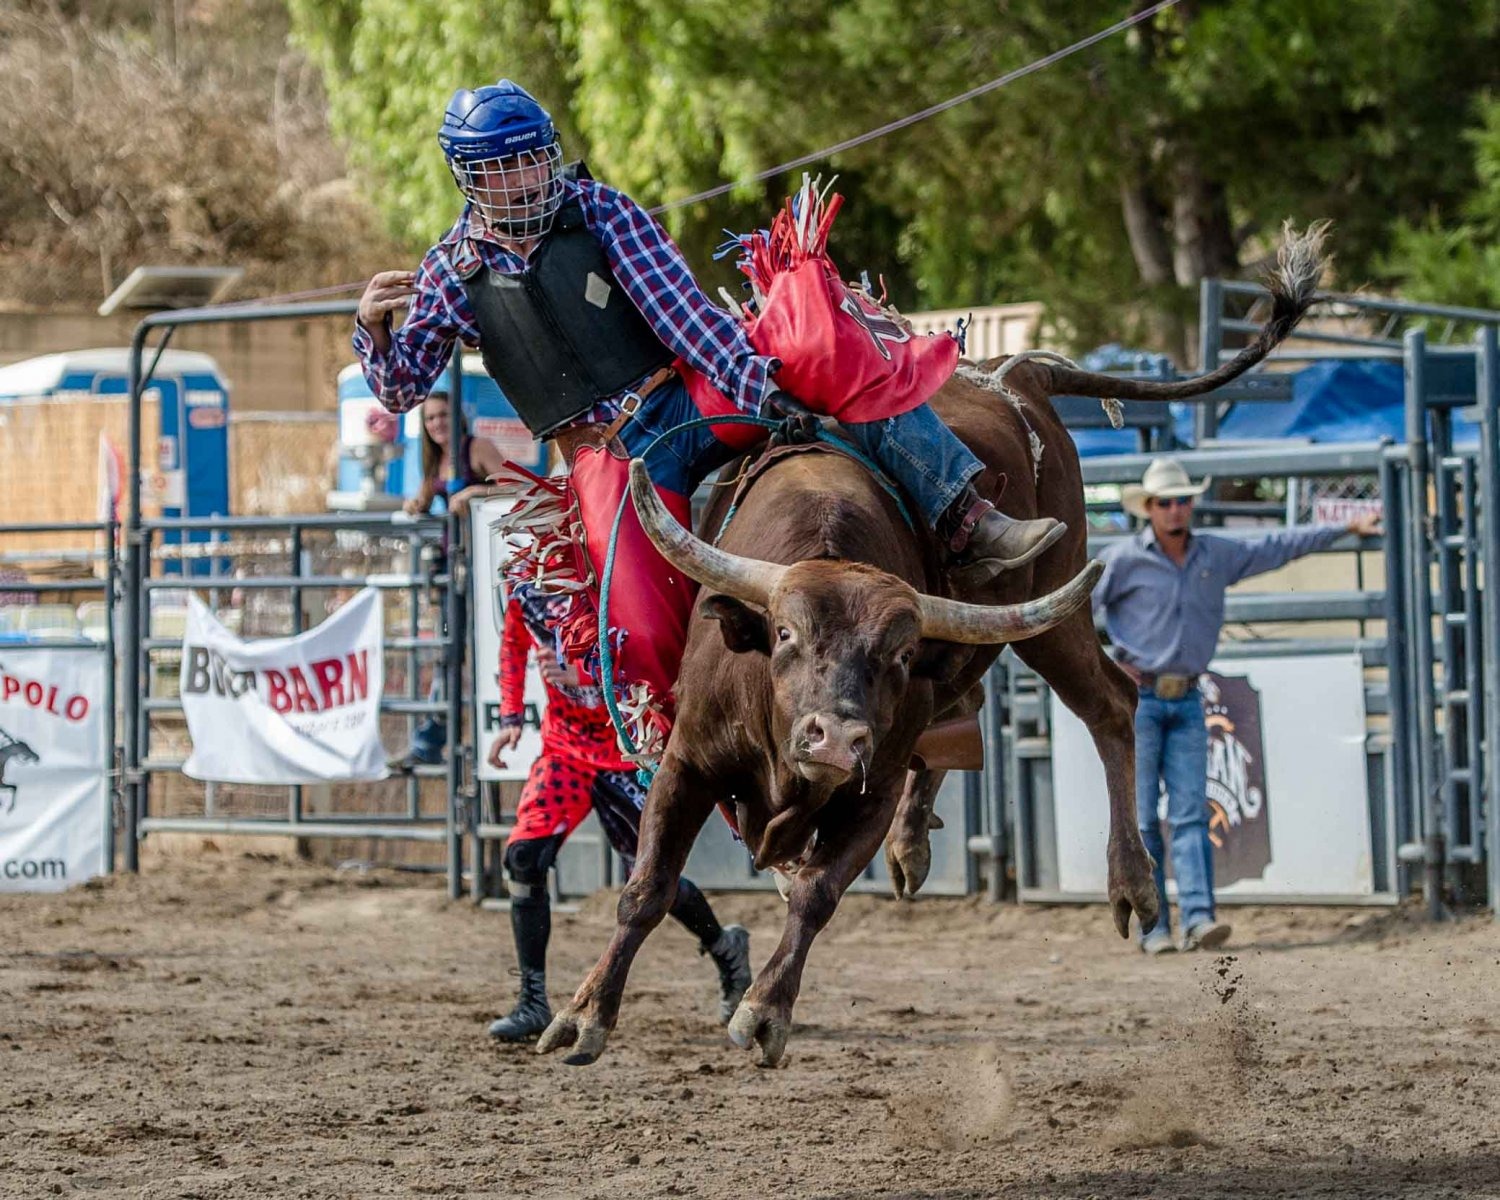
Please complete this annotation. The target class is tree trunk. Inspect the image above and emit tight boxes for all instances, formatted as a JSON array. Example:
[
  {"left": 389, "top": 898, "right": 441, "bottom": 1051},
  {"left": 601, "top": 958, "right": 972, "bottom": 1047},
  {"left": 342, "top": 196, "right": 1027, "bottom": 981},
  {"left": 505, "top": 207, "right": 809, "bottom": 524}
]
[
  {"left": 1119, "top": 173, "right": 1174, "bottom": 287},
  {"left": 1170, "top": 156, "right": 1237, "bottom": 287},
  {"left": 1117, "top": 169, "right": 1189, "bottom": 363}
]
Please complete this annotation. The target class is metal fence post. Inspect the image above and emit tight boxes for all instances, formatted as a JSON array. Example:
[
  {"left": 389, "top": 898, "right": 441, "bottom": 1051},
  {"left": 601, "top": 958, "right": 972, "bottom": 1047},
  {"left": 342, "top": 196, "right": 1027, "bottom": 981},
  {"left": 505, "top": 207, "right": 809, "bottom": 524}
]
[
  {"left": 1476, "top": 325, "right": 1500, "bottom": 914},
  {"left": 102, "top": 520, "right": 119, "bottom": 875},
  {"left": 1380, "top": 446, "right": 1413, "bottom": 895},
  {"left": 981, "top": 660, "right": 1010, "bottom": 902},
  {"left": 445, "top": 348, "right": 467, "bottom": 900},
  {"left": 290, "top": 522, "right": 305, "bottom": 828},
  {"left": 122, "top": 324, "right": 149, "bottom": 871},
  {"left": 1195, "top": 277, "right": 1223, "bottom": 444},
  {"left": 1404, "top": 330, "right": 1445, "bottom": 918}
]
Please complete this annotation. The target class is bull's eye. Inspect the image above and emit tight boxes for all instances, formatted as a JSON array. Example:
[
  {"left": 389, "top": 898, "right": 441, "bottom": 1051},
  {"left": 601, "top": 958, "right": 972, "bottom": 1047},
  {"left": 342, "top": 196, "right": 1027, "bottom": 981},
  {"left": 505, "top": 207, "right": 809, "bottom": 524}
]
[
  {"left": 777, "top": 626, "right": 792, "bottom": 643},
  {"left": 899, "top": 647, "right": 914, "bottom": 667}
]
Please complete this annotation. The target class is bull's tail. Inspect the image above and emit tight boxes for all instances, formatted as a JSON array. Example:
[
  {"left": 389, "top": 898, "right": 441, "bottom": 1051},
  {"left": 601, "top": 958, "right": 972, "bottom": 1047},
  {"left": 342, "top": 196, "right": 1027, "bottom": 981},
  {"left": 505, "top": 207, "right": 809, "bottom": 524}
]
[{"left": 1041, "top": 220, "right": 1332, "bottom": 404}]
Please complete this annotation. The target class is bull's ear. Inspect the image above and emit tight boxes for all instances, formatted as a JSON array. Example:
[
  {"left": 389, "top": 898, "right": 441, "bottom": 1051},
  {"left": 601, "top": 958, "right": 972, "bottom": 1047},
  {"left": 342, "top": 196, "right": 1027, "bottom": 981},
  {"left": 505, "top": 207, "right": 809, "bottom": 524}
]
[
  {"left": 700, "top": 595, "right": 772, "bottom": 655},
  {"left": 910, "top": 639, "right": 973, "bottom": 683}
]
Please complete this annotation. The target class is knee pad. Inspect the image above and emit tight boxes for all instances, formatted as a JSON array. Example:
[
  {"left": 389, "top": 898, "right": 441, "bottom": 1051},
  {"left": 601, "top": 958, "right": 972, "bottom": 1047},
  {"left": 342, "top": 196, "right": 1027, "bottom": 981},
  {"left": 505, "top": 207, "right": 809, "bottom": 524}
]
[{"left": 504, "top": 835, "right": 561, "bottom": 898}]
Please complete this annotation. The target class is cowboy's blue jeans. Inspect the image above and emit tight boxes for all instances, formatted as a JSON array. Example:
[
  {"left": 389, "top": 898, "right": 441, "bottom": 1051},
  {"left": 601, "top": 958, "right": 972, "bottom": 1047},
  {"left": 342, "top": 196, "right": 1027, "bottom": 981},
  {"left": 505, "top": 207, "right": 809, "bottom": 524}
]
[{"left": 1135, "top": 686, "right": 1215, "bottom": 936}]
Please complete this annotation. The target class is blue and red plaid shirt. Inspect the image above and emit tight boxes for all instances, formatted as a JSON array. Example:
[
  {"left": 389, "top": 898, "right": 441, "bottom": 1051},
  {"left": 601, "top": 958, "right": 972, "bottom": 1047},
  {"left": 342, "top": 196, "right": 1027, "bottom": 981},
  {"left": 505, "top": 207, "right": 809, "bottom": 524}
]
[{"left": 352, "top": 177, "right": 777, "bottom": 424}]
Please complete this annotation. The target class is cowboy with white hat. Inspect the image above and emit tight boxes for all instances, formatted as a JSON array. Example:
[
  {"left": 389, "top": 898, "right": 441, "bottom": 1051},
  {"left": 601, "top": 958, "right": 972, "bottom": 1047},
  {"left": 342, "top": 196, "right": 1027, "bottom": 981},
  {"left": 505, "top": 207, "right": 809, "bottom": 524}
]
[
  {"left": 1093, "top": 456, "right": 1381, "bottom": 955},
  {"left": 1120, "top": 457, "right": 1210, "bottom": 521}
]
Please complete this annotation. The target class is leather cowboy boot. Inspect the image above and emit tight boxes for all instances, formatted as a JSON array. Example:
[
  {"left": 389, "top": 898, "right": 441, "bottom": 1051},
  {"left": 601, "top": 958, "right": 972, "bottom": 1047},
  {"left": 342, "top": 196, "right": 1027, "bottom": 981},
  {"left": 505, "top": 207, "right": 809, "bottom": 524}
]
[{"left": 942, "top": 484, "right": 1065, "bottom": 588}]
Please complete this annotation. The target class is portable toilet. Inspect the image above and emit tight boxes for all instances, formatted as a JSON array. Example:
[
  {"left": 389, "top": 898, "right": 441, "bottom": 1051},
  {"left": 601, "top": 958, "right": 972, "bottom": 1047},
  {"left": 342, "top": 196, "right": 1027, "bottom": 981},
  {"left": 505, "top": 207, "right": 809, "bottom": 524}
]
[
  {"left": 334, "top": 358, "right": 546, "bottom": 509},
  {"left": 333, "top": 364, "right": 407, "bottom": 507},
  {"left": 0, "top": 348, "right": 230, "bottom": 574}
]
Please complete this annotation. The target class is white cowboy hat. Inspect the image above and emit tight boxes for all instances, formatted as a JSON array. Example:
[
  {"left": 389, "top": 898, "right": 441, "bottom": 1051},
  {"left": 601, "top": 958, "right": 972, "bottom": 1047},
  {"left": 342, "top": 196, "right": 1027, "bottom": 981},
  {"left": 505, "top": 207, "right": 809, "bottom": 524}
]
[{"left": 1121, "top": 457, "right": 1210, "bottom": 520}]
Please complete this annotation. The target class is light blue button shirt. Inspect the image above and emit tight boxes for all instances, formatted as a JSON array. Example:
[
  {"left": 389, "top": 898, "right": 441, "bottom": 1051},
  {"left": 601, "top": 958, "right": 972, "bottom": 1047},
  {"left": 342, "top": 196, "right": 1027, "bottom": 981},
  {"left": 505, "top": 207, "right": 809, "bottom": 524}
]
[{"left": 1093, "top": 523, "right": 1346, "bottom": 676}]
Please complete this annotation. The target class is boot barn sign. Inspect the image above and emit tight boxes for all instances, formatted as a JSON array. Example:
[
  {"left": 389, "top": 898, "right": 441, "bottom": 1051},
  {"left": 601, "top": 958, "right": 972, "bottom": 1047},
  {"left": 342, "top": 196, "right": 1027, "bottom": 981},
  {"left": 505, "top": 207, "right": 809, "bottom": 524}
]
[
  {"left": 1046, "top": 652, "right": 1376, "bottom": 901},
  {"left": 179, "top": 589, "right": 388, "bottom": 784},
  {"left": 0, "top": 649, "right": 109, "bottom": 893}
]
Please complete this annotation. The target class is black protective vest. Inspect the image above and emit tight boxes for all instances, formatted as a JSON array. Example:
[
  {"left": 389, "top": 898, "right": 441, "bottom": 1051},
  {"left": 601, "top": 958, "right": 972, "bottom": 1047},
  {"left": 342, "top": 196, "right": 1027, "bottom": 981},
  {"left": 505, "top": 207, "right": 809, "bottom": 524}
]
[{"left": 463, "top": 188, "right": 673, "bottom": 438}]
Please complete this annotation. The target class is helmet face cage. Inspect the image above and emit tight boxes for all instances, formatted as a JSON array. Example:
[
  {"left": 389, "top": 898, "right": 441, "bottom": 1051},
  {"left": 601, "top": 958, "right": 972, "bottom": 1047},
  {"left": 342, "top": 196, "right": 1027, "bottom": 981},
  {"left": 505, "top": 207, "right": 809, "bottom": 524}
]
[{"left": 450, "top": 142, "right": 564, "bottom": 240}]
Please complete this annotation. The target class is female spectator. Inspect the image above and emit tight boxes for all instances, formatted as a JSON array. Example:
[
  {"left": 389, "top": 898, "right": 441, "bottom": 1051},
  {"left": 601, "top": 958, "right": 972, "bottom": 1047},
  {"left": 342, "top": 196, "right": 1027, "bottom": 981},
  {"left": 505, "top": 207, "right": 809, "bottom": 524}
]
[{"left": 401, "top": 389, "right": 508, "bottom": 517}]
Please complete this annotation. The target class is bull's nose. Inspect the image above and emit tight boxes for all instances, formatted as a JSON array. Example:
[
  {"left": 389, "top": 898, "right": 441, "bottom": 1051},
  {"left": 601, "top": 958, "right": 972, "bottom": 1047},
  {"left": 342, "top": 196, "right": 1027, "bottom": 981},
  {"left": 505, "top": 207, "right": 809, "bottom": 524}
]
[{"left": 794, "top": 714, "right": 872, "bottom": 775}]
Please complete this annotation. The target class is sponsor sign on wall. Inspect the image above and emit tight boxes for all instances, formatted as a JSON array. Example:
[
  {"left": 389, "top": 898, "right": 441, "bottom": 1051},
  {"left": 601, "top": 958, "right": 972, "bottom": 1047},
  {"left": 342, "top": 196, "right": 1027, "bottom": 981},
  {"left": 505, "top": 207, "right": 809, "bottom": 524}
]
[
  {"left": 0, "top": 648, "right": 108, "bottom": 892},
  {"left": 1312, "top": 497, "right": 1383, "bottom": 526},
  {"left": 1199, "top": 672, "right": 1272, "bottom": 885},
  {"left": 1049, "top": 652, "right": 1373, "bottom": 899},
  {"left": 180, "top": 589, "right": 388, "bottom": 784},
  {"left": 471, "top": 497, "right": 546, "bottom": 782}
]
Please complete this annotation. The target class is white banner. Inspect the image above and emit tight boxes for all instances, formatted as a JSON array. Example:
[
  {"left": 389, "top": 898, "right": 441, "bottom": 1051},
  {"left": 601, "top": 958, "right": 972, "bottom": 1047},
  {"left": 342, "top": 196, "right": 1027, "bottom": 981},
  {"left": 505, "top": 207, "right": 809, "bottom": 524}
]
[
  {"left": 180, "top": 589, "right": 388, "bottom": 784},
  {"left": 0, "top": 648, "right": 108, "bottom": 892},
  {"left": 471, "top": 497, "right": 546, "bottom": 782},
  {"left": 1048, "top": 652, "right": 1374, "bottom": 899}
]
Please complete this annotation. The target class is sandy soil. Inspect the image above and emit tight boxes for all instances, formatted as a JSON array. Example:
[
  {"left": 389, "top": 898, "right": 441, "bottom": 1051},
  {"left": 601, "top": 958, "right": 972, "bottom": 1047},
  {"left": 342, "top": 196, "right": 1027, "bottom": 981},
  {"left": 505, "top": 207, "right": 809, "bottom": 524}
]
[{"left": 4, "top": 852, "right": 1500, "bottom": 1200}]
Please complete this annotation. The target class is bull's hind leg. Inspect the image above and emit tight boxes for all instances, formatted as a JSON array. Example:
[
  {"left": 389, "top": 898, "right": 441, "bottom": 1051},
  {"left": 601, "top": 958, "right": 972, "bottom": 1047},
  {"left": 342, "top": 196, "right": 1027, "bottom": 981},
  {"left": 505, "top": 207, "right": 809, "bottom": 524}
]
[
  {"left": 536, "top": 754, "right": 716, "bottom": 1066},
  {"left": 729, "top": 786, "right": 902, "bottom": 1067},
  {"left": 1011, "top": 609, "right": 1157, "bottom": 938}
]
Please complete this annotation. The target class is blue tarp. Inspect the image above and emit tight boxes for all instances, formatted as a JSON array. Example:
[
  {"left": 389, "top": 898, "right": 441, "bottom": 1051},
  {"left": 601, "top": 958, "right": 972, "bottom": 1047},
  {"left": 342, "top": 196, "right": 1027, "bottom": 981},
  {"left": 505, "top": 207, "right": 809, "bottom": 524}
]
[
  {"left": 1177, "top": 359, "right": 1480, "bottom": 449},
  {"left": 1069, "top": 428, "right": 1144, "bottom": 457}
]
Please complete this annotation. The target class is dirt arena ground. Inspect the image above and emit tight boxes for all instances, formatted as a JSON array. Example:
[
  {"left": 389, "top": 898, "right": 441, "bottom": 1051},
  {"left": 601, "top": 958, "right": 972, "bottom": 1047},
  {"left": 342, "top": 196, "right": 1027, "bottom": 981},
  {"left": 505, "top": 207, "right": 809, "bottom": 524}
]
[{"left": 4, "top": 852, "right": 1500, "bottom": 1200}]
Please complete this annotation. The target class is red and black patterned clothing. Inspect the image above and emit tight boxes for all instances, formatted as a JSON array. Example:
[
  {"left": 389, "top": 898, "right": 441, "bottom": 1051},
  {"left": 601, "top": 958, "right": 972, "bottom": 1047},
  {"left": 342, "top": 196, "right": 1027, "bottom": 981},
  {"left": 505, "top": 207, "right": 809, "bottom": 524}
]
[
  {"left": 499, "top": 596, "right": 641, "bottom": 843},
  {"left": 499, "top": 596, "right": 628, "bottom": 769}
]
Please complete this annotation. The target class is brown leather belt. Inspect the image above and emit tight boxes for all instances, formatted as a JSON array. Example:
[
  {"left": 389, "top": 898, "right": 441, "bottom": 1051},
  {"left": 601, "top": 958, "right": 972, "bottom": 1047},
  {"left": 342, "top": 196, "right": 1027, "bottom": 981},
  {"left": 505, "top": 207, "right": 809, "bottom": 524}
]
[{"left": 550, "top": 366, "right": 676, "bottom": 462}]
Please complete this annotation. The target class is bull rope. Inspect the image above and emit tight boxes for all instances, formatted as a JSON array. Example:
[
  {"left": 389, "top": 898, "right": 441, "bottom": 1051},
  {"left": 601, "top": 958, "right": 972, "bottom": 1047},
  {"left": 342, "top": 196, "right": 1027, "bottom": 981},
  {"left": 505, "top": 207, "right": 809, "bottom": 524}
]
[
  {"left": 596, "top": 413, "right": 912, "bottom": 773},
  {"left": 956, "top": 349, "right": 1115, "bottom": 486}
]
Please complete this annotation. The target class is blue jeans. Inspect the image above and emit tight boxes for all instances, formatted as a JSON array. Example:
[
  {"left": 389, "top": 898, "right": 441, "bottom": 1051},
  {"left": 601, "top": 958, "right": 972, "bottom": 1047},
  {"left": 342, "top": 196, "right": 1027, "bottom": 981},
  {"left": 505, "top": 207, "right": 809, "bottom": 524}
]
[
  {"left": 1135, "top": 687, "right": 1214, "bottom": 936},
  {"left": 618, "top": 378, "right": 983, "bottom": 527}
]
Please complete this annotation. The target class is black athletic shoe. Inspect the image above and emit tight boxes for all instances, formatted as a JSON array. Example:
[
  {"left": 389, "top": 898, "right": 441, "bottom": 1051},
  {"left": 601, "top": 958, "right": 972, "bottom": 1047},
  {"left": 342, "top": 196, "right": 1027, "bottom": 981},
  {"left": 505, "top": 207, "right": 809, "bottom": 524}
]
[
  {"left": 486, "top": 969, "right": 552, "bottom": 1042},
  {"left": 705, "top": 924, "right": 752, "bottom": 1025}
]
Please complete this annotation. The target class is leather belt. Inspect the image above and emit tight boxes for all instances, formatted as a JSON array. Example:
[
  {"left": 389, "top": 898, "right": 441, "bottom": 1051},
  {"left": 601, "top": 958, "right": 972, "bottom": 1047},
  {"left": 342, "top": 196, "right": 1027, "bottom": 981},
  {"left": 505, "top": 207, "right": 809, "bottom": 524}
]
[{"left": 550, "top": 366, "right": 676, "bottom": 461}]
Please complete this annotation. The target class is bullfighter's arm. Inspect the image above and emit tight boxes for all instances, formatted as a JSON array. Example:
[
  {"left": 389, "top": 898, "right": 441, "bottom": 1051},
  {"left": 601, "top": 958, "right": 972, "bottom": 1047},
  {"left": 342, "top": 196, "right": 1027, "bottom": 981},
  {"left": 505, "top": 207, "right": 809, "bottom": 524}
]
[{"left": 498, "top": 597, "right": 531, "bottom": 728}]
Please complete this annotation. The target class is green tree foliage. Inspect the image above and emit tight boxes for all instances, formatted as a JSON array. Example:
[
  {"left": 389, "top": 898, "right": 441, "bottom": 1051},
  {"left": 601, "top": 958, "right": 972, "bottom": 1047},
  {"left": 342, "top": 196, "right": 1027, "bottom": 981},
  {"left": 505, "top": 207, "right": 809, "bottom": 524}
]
[
  {"left": 1384, "top": 98, "right": 1500, "bottom": 312},
  {"left": 287, "top": 0, "right": 580, "bottom": 247},
  {"left": 292, "top": 0, "right": 1500, "bottom": 359}
]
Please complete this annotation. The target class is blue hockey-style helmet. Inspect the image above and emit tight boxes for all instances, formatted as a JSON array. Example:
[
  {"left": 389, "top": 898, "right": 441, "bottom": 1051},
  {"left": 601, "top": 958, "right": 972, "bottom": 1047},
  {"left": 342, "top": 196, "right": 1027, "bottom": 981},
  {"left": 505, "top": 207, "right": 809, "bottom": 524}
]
[{"left": 438, "top": 80, "right": 565, "bottom": 239}]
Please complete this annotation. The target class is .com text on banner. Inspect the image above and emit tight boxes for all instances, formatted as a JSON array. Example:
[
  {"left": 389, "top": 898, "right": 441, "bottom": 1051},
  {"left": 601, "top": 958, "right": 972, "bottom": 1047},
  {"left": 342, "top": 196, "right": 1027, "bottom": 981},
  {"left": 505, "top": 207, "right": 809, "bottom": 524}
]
[{"left": 0, "top": 647, "right": 109, "bottom": 893}]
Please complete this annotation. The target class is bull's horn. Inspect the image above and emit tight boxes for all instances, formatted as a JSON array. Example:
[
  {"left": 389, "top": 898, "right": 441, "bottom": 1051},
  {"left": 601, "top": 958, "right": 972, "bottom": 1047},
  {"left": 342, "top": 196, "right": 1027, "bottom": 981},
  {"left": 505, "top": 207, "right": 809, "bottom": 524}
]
[
  {"left": 628, "top": 459, "right": 787, "bottom": 606},
  {"left": 917, "top": 560, "right": 1104, "bottom": 644}
]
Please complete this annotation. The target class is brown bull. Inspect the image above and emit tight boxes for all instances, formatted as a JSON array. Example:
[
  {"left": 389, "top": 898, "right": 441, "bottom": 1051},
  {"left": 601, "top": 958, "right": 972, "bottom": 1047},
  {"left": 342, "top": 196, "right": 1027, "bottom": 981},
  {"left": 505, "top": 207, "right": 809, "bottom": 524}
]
[{"left": 538, "top": 223, "right": 1328, "bottom": 1068}]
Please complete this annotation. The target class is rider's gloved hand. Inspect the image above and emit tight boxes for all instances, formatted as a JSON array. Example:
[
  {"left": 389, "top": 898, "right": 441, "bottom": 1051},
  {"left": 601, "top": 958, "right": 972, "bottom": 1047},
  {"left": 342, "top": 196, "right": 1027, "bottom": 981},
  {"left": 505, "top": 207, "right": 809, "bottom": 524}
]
[{"left": 760, "top": 389, "right": 834, "bottom": 445}]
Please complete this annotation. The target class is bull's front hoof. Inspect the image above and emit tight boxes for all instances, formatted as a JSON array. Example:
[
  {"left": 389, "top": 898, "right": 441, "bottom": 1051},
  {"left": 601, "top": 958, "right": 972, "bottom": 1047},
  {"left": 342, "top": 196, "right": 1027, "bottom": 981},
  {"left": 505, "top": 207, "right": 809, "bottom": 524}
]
[
  {"left": 1108, "top": 840, "right": 1159, "bottom": 939},
  {"left": 884, "top": 833, "right": 931, "bottom": 900},
  {"left": 727, "top": 1001, "right": 790, "bottom": 1068},
  {"left": 535, "top": 1008, "right": 611, "bottom": 1066}
]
